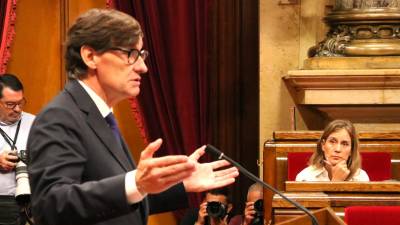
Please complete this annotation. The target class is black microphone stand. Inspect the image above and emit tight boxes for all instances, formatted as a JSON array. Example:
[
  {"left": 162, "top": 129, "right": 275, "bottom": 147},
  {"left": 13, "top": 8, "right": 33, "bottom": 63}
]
[{"left": 206, "top": 145, "right": 319, "bottom": 225}]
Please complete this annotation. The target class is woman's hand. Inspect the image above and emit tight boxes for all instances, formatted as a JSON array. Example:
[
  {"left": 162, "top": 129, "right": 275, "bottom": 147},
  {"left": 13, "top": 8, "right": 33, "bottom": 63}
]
[{"left": 324, "top": 160, "right": 350, "bottom": 181}]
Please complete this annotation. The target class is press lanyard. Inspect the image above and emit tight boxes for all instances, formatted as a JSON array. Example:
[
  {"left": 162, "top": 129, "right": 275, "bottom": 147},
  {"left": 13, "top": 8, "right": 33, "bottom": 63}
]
[{"left": 0, "top": 119, "right": 21, "bottom": 150}]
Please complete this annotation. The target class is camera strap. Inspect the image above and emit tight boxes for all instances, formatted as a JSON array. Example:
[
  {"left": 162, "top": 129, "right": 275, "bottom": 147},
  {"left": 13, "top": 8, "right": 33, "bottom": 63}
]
[{"left": 0, "top": 119, "right": 21, "bottom": 150}]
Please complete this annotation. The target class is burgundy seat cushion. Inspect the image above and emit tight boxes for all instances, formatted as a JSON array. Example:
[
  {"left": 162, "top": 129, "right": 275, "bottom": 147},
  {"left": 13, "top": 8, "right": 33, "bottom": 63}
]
[
  {"left": 287, "top": 152, "right": 312, "bottom": 181},
  {"left": 345, "top": 206, "right": 400, "bottom": 225},
  {"left": 360, "top": 152, "right": 391, "bottom": 181}
]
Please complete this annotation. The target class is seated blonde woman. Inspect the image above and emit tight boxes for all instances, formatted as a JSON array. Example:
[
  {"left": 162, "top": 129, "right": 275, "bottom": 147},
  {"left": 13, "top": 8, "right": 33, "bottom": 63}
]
[{"left": 296, "top": 120, "right": 369, "bottom": 182}]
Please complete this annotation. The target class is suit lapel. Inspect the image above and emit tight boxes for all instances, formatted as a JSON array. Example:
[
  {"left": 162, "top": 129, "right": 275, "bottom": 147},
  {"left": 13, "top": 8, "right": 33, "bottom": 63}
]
[
  {"left": 65, "top": 80, "right": 134, "bottom": 171},
  {"left": 120, "top": 137, "right": 136, "bottom": 167},
  {"left": 86, "top": 112, "right": 134, "bottom": 170}
]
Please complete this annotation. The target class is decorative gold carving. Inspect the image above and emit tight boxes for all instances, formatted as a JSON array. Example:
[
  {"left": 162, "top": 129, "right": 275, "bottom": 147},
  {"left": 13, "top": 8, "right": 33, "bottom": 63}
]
[
  {"left": 310, "top": 1, "right": 400, "bottom": 56},
  {"left": 335, "top": 0, "right": 400, "bottom": 10},
  {"left": 309, "top": 25, "right": 350, "bottom": 57}
]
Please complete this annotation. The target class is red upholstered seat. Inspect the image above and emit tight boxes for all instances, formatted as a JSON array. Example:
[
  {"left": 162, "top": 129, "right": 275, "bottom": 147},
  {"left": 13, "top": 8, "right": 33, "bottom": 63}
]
[
  {"left": 287, "top": 152, "right": 312, "bottom": 181},
  {"left": 345, "top": 206, "right": 400, "bottom": 225},
  {"left": 287, "top": 152, "right": 391, "bottom": 181},
  {"left": 360, "top": 152, "right": 391, "bottom": 181}
]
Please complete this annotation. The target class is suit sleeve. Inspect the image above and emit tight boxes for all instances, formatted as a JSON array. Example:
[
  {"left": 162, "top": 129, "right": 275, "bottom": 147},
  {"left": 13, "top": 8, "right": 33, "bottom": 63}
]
[
  {"left": 28, "top": 106, "right": 138, "bottom": 225},
  {"left": 148, "top": 183, "right": 188, "bottom": 214}
]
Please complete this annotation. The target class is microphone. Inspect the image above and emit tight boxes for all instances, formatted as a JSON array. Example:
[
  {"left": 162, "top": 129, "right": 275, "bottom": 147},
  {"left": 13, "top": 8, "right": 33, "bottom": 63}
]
[{"left": 205, "top": 144, "right": 319, "bottom": 225}]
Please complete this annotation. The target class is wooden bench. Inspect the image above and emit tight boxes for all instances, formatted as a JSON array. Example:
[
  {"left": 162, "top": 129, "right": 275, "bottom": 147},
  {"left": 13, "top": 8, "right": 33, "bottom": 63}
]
[
  {"left": 272, "top": 182, "right": 400, "bottom": 223},
  {"left": 263, "top": 131, "right": 400, "bottom": 224}
]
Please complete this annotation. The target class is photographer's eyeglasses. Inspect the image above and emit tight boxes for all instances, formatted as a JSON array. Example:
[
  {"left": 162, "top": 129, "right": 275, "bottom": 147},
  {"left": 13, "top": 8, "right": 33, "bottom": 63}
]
[
  {"left": 108, "top": 47, "right": 149, "bottom": 65},
  {"left": 1, "top": 98, "right": 27, "bottom": 110}
]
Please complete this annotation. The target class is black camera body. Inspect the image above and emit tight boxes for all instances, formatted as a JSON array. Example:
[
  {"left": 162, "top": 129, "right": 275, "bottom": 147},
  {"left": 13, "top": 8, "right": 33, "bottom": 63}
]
[
  {"left": 206, "top": 201, "right": 227, "bottom": 219},
  {"left": 16, "top": 150, "right": 28, "bottom": 164},
  {"left": 251, "top": 199, "right": 264, "bottom": 225}
]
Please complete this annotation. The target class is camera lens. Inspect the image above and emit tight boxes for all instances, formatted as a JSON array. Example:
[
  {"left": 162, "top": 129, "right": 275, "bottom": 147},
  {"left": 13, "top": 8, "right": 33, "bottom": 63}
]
[
  {"left": 15, "top": 150, "right": 31, "bottom": 205},
  {"left": 206, "top": 201, "right": 227, "bottom": 219},
  {"left": 251, "top": 199, "right": 264, "bottom": 225},
  {"left": 254, "top": 199, "right": 263, "bottom": 212}
]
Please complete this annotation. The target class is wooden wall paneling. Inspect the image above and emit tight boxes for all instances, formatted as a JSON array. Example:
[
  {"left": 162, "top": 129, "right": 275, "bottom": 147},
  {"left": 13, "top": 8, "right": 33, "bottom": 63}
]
[
  {"left": 66, "top": 0, "right": 107, "bottom": 27},
  {"left": 7, "top": 0, "right": 62, "bottom": 115}
]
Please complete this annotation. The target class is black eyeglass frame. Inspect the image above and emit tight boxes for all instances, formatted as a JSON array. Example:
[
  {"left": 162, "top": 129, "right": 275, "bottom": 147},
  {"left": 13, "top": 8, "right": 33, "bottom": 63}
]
[
  {"left": 108, "top": 47, "right": 149, "bottom": 64},
  {"left": 1, "top": 98, "right": 27, "bottom": 110}
]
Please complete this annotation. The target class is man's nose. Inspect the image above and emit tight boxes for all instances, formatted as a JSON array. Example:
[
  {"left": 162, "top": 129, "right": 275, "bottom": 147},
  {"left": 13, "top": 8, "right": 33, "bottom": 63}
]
[
  {"left": 13, "top": 104, "right": 22, "bottom": 112},
  {"left": 134, "top": 57, "right": 148, "bottom": 74}
]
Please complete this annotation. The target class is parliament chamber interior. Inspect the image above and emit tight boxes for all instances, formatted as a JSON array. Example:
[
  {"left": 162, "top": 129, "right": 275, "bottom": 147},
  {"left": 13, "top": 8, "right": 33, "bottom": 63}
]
[{"left": 3, "top": 1, "right": 400, "bottom": 225}]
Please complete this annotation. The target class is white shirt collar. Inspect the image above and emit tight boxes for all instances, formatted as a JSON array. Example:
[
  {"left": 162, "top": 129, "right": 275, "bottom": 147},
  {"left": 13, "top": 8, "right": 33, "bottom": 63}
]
[{"left": 77, "top": 80, "right": 112, "bottom": 118}]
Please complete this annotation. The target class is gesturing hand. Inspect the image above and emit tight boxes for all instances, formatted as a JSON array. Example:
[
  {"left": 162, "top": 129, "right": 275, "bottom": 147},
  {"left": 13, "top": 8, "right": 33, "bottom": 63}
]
[
  {"left": 324, "top": 160, "right": 350, "bottom": 181},
  {"left": 183, "top": 146, "right": 239, "bottom": 193},
  {"left": 0, "top": 150, "right": 18, "bottom": 172},
  {"left": 135, "top": 139, "right": 196, "bottom": 195}
]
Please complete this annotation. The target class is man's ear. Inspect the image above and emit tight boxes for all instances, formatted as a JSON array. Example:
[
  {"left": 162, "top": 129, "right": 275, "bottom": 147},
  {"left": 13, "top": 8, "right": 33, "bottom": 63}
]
[{"left": 80, "top": 45, "right": 98, "bottom": 69}]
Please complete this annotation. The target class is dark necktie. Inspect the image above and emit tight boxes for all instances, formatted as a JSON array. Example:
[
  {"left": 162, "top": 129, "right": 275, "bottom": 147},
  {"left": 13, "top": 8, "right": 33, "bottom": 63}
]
[
  {"left": 105, "top": 113, "right": 122, "bottom": 147},
  {"left": 105, "top": 113, "right": 134, "bottom": 166}
]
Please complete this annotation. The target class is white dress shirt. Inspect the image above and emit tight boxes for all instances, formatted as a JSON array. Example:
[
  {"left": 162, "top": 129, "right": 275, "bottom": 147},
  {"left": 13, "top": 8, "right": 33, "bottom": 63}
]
[{"left": 295, "top": 165, "right": 370, "bottom": 182}]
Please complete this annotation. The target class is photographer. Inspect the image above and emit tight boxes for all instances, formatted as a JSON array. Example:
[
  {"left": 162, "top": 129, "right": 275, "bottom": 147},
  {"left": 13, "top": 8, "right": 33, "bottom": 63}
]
[
  {"left": 242, "top": 183, "right": 264, "bottom": 225},
  {"left": 229, "top": 183, "right": 264, "bottom": 225},
  {"left": 180, "top": 188, "right": 233, "bottom": 225},
  {"left": 0, "top": 74, "right": 35, "bottom": 225}
]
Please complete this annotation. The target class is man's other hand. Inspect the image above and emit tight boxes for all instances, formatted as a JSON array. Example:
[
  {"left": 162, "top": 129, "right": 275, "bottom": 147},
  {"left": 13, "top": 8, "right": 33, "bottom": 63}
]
[
  {"left": 183, "top": 146, "right": 239, "bottom": 192},
  {"left": 135, "top": 139, "right": 196, "bottom": 195}
]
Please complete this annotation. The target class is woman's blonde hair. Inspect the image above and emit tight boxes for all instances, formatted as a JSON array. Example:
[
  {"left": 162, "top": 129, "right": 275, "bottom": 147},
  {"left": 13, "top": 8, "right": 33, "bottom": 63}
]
[{"left": 308, "top": 119, "right": 361, "bottom": 180}]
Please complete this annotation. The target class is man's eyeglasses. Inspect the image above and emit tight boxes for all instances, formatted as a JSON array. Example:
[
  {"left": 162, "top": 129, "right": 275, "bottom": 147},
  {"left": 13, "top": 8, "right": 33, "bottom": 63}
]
[
  {"left": 108, "top": 47, "right": 149, "bottom": 64},
  {"left": 1, "top": 98, "right": 27, "bottom": 110}
]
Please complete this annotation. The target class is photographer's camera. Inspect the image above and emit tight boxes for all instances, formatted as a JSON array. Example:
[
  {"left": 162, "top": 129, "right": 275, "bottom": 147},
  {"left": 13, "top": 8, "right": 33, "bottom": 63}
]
[
  {"left": 14, "top": 150, "right": 31, "bottom": 205},
  {"left": 206, "top": 201, "right": 227, "bottom": 219},
  {"left": 251, "top": 199, "right": 264, "bottom": 225}
]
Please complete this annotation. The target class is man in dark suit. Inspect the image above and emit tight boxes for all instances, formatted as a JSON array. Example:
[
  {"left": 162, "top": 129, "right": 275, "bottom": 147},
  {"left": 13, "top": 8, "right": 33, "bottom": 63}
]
[{"left": 27, "top": 8, "right": 238, "bottom": 225}]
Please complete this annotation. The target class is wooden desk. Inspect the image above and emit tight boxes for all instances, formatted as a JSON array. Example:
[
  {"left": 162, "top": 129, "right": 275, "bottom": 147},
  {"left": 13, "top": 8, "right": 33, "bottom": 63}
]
[{"left": 271, "top": 182, "right": 400, "bottom": 224}]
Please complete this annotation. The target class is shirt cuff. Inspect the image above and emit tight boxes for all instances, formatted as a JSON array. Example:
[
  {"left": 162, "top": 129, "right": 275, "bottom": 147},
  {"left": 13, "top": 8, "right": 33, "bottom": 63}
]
[{"left": 125, "top": 170, "right": 147, "bottom": 204}]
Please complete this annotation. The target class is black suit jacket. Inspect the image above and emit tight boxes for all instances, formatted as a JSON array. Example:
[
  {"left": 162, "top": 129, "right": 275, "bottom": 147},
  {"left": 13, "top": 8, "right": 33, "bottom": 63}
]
[{"left": 28, "top": 80, "right": 188, "bottom": 225}]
